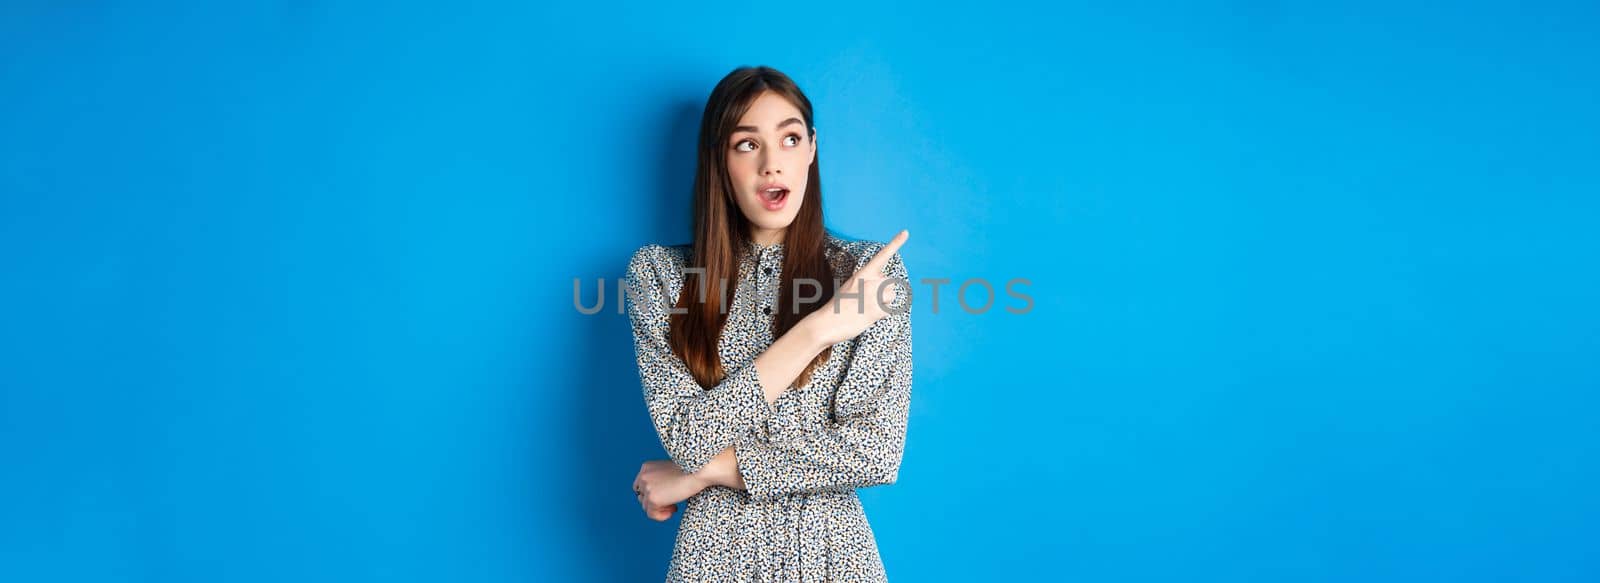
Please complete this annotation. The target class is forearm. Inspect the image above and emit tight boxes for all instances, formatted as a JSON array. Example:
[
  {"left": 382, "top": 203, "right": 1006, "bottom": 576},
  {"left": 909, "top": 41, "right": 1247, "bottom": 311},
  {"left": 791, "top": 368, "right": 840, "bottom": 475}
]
[
  {"left": 737, "top": 310, "right": 913, "bottom": 501},
  {"left": 752, "top": 318, "right": 828, "bottom": 404},
  {"left": 681, "top": 322, "right": 825, "bottom": 491},
  {"left": 733, "top": 422, "right": 904, "bottom": 502},
  {"left": 690, "top": 427, "right": 903, "bottom": 499},
  {"left": 642, "top": 319, "right": 825, "bottom": 474},
  {"left": 690, "top": 445, "right": 746, "bottom": 490}
]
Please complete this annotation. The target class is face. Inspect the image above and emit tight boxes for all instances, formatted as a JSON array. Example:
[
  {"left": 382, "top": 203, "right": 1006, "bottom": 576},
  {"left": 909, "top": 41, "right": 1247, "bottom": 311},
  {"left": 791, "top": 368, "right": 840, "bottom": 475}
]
[{"left": 726, "top": 90, "right": 816, "bottom": 244}]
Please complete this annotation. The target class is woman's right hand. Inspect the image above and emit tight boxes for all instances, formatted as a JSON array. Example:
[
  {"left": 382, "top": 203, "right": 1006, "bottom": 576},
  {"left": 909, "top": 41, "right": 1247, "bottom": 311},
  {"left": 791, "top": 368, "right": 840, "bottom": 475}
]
[{"left": 802, "top": 229, "right": 910, "bottom": 347}]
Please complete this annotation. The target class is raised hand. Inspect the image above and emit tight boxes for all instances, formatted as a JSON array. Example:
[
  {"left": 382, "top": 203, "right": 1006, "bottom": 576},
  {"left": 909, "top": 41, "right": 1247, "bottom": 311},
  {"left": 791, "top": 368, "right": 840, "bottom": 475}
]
[{"left": 803, "top": 229, "right": 910, "bottom": 346}]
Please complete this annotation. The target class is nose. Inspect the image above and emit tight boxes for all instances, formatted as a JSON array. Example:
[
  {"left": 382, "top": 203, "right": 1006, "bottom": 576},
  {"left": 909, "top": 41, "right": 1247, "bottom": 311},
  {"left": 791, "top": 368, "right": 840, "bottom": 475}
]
[{"left": 760, "top": 154, "right": 781, "bottom": 176}]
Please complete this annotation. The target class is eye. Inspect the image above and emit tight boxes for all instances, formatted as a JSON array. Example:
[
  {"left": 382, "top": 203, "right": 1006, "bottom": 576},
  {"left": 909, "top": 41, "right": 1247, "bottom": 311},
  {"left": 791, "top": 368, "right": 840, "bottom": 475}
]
[
  {"left": 783, "top": 134, "right": 801, "bottom": 147},
  {"left": 733, "top": 139, "right": 756, "bottom": 153}
]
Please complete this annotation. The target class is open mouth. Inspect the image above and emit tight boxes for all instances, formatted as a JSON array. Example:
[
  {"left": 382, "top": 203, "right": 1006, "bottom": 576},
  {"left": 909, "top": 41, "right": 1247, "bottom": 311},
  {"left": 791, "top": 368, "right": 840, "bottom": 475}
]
[{"left": 759, "top": 187, "right": 790, "bottom": 210}]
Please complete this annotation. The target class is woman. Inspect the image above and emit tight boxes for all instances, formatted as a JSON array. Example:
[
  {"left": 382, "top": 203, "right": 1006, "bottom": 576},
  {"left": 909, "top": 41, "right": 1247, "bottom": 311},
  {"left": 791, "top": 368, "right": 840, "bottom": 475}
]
[{"left": 624, "top": 65, "right": 914, "bottom": 581}]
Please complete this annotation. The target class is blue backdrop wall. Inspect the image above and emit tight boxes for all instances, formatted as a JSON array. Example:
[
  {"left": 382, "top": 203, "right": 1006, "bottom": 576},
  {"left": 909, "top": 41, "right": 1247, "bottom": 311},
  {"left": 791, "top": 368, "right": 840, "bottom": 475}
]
[{"left": 3, "top": 1, "right": 1597, "bottom": 581}]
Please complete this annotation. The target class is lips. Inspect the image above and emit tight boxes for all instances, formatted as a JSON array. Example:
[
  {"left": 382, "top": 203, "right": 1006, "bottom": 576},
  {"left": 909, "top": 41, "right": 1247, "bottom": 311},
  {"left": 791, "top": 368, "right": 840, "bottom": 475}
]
[
  {"left": 759, "top": 182, "right": 790, "bottom": 200},
  {"left": 757, "top": 182, "right": 790, "bottom": 211}
]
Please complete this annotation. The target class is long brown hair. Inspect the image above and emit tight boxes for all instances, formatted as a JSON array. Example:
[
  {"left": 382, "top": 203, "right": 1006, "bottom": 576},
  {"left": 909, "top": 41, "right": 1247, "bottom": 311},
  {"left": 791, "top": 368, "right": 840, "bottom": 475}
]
[{"left": 670, "top": 66, "right": 839, "bottom": 389}]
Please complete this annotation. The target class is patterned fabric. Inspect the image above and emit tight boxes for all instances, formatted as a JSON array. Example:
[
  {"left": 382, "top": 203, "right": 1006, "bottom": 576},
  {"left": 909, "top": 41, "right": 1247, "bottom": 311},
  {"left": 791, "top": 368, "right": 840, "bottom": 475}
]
[{"left": 623, "top": 233, "right": 914, "bottom": 582}]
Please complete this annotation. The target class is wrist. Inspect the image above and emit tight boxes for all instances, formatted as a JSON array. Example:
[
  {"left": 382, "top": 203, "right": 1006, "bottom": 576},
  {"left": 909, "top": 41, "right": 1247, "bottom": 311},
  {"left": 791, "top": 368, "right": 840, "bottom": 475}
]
[
  {"left": 692, "top": 448, "right": 736, "bottom": 489},
  {"left": 796, "top": 314, "right": 832, "bottom": 353},
  {"left": 687, "top": 468, "right": 715, "bottom": 490}
]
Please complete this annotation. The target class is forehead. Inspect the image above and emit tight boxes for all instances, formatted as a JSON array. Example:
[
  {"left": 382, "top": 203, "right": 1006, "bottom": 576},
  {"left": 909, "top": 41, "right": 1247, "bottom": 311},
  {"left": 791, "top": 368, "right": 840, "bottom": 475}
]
[{"left": 735, "top": 91, "right": 803, "bottom": 129}]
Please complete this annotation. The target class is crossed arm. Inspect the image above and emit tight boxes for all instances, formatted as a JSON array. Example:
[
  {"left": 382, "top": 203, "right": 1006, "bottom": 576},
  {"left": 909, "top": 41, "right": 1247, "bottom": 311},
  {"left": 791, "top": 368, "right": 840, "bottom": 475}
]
[{"left": 624, "top": 236, "right": 913, "bottom": 519}]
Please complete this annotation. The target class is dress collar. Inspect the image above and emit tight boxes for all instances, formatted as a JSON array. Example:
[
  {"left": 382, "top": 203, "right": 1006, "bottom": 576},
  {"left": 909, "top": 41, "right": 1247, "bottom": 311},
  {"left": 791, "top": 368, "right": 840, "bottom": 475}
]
[{"left": 745, "top": 239, "right": 785, "bottom": 259}]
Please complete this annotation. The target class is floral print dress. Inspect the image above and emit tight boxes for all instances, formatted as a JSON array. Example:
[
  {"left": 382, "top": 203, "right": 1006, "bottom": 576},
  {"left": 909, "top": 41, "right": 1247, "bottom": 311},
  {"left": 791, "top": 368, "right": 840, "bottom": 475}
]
[{"left": 623, "top": 233, "right": 914, "bottom": 582}]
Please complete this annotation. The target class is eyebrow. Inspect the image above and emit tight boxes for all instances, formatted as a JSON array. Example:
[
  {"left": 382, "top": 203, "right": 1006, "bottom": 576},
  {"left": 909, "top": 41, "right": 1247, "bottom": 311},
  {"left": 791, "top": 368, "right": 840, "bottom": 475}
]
[{"left": 733, "top": 117, "right": 804, "bottom": 134}]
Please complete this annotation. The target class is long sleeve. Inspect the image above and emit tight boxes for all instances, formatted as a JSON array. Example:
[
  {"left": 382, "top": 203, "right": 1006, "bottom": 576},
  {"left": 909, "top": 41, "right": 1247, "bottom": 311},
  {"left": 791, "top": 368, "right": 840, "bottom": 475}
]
[
  {"left": 624, "top": 244, "right": 776, "bottom": 474},
  {"left": 733, "top": 250, "right": 914, "bottom": 503}
]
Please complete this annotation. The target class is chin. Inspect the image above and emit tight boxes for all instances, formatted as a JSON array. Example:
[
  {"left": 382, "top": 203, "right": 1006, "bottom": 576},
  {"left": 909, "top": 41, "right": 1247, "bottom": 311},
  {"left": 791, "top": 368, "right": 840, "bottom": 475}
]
[
  {"left": 751, "top": 220, "right": 795, "bottom": 232},
  {"left": 740, "top": 196, "right": 802, "bottom": 230}
]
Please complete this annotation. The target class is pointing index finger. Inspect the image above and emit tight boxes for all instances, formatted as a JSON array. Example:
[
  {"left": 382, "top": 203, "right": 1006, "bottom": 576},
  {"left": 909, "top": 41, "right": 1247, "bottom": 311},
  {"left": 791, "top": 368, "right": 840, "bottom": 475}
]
[{"left": 859, "top": 229, "right": 909, "bottom": 276}]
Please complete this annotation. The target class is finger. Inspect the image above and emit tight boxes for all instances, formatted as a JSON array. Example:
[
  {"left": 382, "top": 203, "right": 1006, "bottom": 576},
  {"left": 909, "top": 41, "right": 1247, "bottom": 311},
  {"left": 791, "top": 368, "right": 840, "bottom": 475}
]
[
  {"left": 647, "top": 504, "right": 671, "bottom": 521},
  {"left": 856, "top": 229, "right": 909, "bottom": 277}
]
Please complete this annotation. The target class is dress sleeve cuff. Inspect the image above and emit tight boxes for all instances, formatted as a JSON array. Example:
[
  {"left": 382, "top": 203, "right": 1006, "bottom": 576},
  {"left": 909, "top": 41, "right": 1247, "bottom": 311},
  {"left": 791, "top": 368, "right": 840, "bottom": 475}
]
[
  {"left": 678, "top": 364, "right": 774, "bottom": 474},
  {"left": 733, "top": 433, "right": 790, "bottom": 503},
  {"left": 713, "top": 363, "right": 774, "bottom": 433}
]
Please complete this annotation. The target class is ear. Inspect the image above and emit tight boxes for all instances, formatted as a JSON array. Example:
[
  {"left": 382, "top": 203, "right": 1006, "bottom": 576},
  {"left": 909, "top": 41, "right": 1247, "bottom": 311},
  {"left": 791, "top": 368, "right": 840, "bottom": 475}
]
[{"left": 808, "top": 127, "right": 818, "bottom": 163}]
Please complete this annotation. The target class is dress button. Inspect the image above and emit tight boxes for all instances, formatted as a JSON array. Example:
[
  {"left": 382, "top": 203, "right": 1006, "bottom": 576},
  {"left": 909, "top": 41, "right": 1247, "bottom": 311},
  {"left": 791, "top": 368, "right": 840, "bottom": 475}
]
[
  {"left": 763, "top": 267, "right": 772, "bottom": 275},
  {"left": 762, "top": 305, "right": 772, "bottom": 315}
]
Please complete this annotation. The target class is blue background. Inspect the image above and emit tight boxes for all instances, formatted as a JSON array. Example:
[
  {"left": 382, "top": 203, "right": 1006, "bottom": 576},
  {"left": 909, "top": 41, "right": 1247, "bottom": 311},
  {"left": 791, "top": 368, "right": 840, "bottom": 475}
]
[{"left": 3, "top": 1, "right": 1597, "bottom": 581}]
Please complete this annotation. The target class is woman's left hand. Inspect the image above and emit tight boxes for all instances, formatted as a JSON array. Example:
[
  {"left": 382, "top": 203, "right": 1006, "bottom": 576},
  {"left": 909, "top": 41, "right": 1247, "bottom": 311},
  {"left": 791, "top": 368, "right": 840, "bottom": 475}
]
[{"left": 633, "top": 459, "right": 706, "bottom": 521}]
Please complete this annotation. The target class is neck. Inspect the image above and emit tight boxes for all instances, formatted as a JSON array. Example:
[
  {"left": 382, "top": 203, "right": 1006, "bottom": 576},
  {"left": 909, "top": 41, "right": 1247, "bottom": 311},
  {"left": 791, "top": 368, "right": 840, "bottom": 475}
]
[{"left": 751, "top": 227, "right": 786, "bottom": 246}]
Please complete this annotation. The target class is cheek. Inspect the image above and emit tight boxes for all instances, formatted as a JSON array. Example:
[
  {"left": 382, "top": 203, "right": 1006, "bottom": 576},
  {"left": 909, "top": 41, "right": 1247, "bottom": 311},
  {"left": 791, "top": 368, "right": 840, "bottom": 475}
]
[
  {"left": 786, "top": 149, "right": 812, "bottom": 183},
  {"left": 780, "top": 146, "right": 807, "bottom": 164},
  {"left": 726, "top": 156, "right": 755, "bottom": 183}
]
